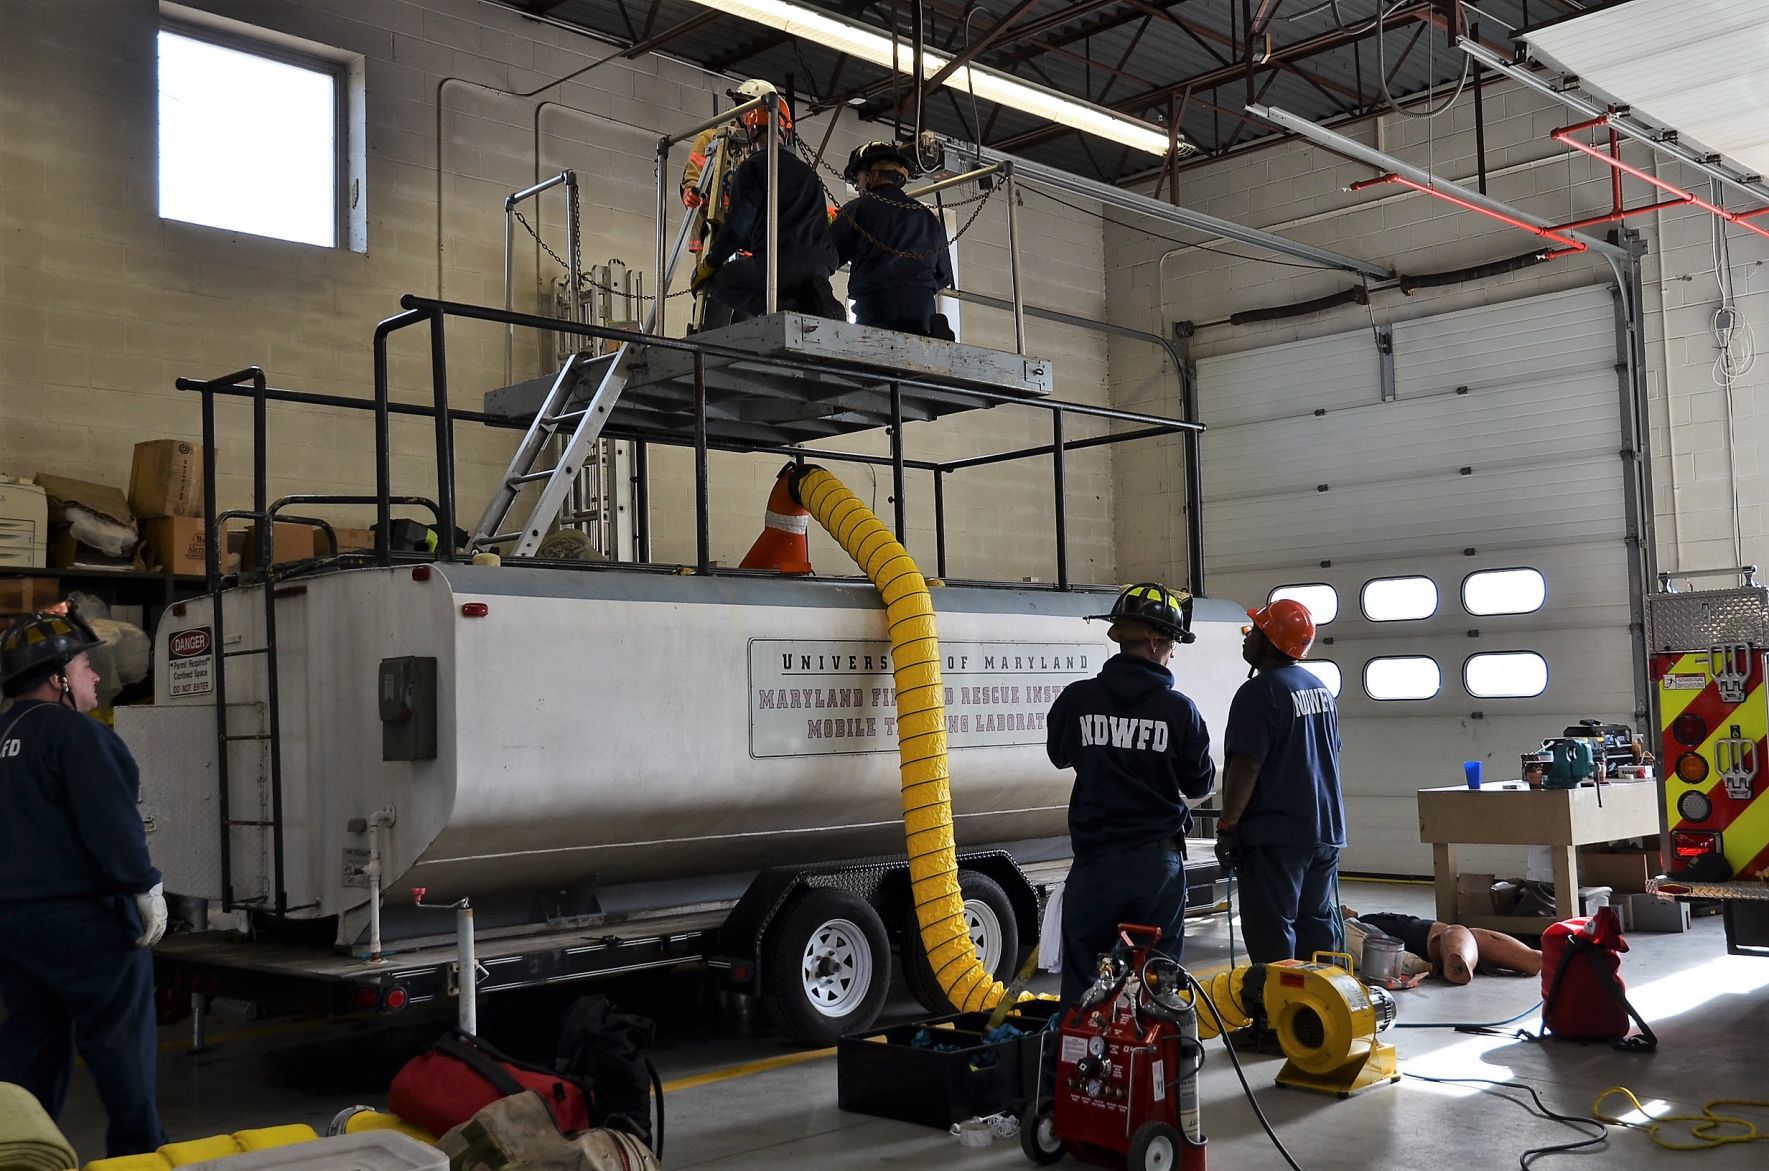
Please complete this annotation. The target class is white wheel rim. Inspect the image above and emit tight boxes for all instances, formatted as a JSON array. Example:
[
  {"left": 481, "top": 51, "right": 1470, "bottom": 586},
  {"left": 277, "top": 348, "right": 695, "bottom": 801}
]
[
  {"left": 800, "top": 917, "right": 873, "bottom": 1017},
  {"left": 1035, "top": 1115, "right": 1061, "bottom": 1153},
  {"left": 1144, "top": 1134, "right": 1175, "bottom": 1171},
  {"left": 964, "top": 897, "right": 1004, "bottom": 973}
]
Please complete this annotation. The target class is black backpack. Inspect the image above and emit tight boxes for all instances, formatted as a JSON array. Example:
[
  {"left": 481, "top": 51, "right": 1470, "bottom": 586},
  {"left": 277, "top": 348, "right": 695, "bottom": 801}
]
[{"left": 555, "top": 995, "right": 663, "bottom": 1156}]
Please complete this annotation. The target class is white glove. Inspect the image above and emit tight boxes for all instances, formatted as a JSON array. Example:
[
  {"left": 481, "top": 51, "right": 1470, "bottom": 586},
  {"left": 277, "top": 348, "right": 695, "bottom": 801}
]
[{"left": 134, "top": 882, "right": 167, "bottom": 948}]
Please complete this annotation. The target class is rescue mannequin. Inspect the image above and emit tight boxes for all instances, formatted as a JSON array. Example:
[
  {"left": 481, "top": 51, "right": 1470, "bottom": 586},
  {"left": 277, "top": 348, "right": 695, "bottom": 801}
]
[
  {"left": 0, "top": 611, "right": 168, "bottom": 1155},
  {"left": 1046, "top": 584, "right": 1216, "bottom": 1002}
]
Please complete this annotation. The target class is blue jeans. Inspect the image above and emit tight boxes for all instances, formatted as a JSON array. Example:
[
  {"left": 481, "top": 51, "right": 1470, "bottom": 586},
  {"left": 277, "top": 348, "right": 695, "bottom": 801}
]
[
  {"left": 1235, "top": 843, "right": 1341, "bottom": 964},
  {"left": 0, "top": 897, "right": 167, "bottom": 1156},
  {"left": 1060, "top": 842, "right": 1188, "bottom": 1004}
]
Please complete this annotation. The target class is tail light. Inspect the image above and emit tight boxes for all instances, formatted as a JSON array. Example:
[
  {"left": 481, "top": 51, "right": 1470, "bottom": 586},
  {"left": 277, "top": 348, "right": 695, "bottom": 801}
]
[
  {"left": 1675, "top": 752, "right": 1710, "bottom": 784},
  {"left": 1668, "top": 829, "right": 1732, "bottom": 881}
]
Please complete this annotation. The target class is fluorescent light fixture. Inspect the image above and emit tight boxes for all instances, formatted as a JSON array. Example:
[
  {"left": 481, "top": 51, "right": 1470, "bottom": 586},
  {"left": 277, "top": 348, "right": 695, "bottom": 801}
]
[{"left": 676, "top": 0, "right": 1180, "bottom": 157}]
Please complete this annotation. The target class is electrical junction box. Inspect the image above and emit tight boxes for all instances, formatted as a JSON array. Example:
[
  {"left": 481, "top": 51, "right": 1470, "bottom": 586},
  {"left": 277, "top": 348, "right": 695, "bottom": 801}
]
[{"left": 379, "top": 656, "right": 437, "bottom": 761}]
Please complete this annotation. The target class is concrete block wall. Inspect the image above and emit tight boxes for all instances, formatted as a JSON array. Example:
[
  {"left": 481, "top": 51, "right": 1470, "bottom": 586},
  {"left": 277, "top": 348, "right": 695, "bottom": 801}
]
[
  {"left": 1104, "top": 77, "right": 1769, "bottom": 595},
  {"left": 1, "top": 0, "right": 1111, "bottom": 582}
]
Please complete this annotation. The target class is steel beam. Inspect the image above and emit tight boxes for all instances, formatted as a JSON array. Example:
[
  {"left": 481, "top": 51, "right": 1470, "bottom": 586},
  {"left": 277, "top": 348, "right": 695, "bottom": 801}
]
[
  {"left": 1247, "top": 103, "right": 1628, "bottom": 260},
  {"left": 936, "top": 132, "right": 1391, "bottom": 277},
  {"left": 919, "top": 0, "right": 1041, "bottom": 96}
]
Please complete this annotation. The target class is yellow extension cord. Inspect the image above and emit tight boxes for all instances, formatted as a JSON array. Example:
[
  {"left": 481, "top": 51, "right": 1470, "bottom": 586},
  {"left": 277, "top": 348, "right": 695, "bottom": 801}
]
[
  {"left": 1593, "top": 1086, "right": 1769, "bottom": 1152},
  {"left": 795, "top": 467, "right": 1011, "bottom": 1013}
]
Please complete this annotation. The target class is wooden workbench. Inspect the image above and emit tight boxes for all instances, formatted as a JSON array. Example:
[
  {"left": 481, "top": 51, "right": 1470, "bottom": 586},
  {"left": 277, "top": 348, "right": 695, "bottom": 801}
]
[{"left": 1416, "top": 782, "right": 1661, "bottom": 932}]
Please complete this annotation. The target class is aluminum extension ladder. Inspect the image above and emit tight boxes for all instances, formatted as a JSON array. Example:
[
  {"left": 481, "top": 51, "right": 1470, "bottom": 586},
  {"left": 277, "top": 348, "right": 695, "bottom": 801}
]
[{"left": 471, "top": 134, "right": 732, "bottom": 557}]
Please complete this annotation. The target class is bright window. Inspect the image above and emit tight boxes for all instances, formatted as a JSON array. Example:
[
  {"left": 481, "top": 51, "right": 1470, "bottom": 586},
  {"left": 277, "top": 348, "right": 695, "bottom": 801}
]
[
  {"left": 1465, "top": 652, "right": 1549, "bottom": 698},
  {"left": 1268, "top": 583, "right": 1338, "bottom": 625},
  {"left": 1362, "top": 576, "right": 1439, "bottom": 622},
  {"left": 158, "top": 28, "right": 339, "bottom": 247},
  {"left": 1463, "top": 568, "right": 1547, "bottom": 616},
  {"left": 1300, "top": 660, "right": 1343, "bottom": 697},
  {"left": 1364, "top": 656, "right": 1441, "bottom": 700}
]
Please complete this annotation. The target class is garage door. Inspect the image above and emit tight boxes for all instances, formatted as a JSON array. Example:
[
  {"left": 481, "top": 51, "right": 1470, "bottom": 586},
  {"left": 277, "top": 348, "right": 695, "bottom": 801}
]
[{"left": 1198, "top": 286, "right": 1640, "bottom": 876}]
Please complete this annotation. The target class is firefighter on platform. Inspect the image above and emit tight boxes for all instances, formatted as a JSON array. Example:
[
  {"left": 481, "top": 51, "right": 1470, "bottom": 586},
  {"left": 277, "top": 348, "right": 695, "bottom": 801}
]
[
  {"left": 689, "top": 83, "right": 843, "bottom": 328},
  {"left": 0, "top": 611, "right": 168, "bottom": 1156},
  {"left": 1046, "top": 584, "right": 1216, "bottom": 1002},
  {"left": 830, "top": 141, "right": 954, "bottom": 338},
  {"left": 678, "top": 80, "right": 768, "bottom": 256},
  {"left": 1215, "top": 599, "right": 1347, "bottom": 963}
]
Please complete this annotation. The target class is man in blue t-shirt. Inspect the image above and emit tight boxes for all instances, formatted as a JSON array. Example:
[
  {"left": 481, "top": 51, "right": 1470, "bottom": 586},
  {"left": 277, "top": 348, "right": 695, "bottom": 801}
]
[{"left": 1215, "top": 599, "right": 1346, "bottom": 963}]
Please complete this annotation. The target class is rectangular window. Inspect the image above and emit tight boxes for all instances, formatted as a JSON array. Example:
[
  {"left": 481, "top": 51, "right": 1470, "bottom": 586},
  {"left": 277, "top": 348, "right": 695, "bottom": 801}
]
[
  {"left": 1268, "top": 583, "right": 1338, "bottom": 625},
  {"left": 157, "top": 15, "right": 362, "bottom": 250}
]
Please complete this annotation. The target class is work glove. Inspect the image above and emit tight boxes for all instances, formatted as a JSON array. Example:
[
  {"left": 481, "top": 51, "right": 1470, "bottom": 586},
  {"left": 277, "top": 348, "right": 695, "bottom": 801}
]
[
  {"left": 681, "top": 186, "right": 705, "bottom": 210},
  {"left": 134, "top": 882, "right": 167, "bottom": 948},
  {"left": 1213, "top": 826, "right": 1242, "bottom": 873},
  {"left": 690, "top": 259, "right": 720, "bottom": 292}
]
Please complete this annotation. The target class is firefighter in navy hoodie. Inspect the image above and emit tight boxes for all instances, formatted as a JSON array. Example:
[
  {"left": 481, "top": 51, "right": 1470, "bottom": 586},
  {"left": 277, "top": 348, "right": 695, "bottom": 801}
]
[
  {"left": 830, "top": 141, "right": 954, "bottom": 338},
  {"left": 1214, "top": 599, "right": 1346, "bottom": 964},
  {"left": 1047, "top": 584, "right": 1215, "bottom": 1002},
  {"left": 0, "top": 611, "right": 167, "bottom": 1156}
]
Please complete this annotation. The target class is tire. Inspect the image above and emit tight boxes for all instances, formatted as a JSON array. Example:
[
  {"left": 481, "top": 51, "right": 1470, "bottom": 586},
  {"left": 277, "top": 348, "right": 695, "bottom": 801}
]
[
  {"left": 763, "top": 888, "right": 891, "bottom": 1046},
  {"left": 1020, "top": 1098, "right": 1063, "bottom": 1164},
  {"left": 1128, "top": 1121, "right": 1182, "bottom": 1171},
  {"left": 902, "top": 870, "right": 1021, "bottom": 1014}
]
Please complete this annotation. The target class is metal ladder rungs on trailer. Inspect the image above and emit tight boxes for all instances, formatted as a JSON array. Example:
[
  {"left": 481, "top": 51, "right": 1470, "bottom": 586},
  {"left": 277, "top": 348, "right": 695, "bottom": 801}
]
[{"left": 471, "top": 348, "right": 633, "bottom": 557}]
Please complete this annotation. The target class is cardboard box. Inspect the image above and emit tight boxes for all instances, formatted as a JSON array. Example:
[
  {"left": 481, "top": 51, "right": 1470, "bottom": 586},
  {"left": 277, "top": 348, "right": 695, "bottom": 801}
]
[
  {"left": 237, "top": 522, "right": 317, "bottom": 571},
  {"left": 1578, "top": 849, "right": 1659, "bottom": 894},
  {"left": 141, "top": 517, "right": 213, "bottom": 576},
  {"left": 321, "top": 527, "right": 376, "bottom": 555},
  {"left": 34, "top": 474, "right": 133, "bottom": 528},
  {"left": 49, "top": 530, "right": 138, "bottom": 571},
  {"left": 0, "top": 576, "right": 60, "bottom": 614},
  {"left": 128, "top": 440, "right": 209, "bottom": 519},
  {"left": 1626, "top": 892, "right": 1691, "bottom": 933},
  {"left": 1456, "top": 872, "right": 1497, "bottom": 918}
]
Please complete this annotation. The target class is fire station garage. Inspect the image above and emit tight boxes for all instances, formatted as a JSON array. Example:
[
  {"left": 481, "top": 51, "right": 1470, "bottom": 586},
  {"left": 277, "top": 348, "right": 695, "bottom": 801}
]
[{"left": 4, "top": 0, "right": 1769, "bottom": 1168}]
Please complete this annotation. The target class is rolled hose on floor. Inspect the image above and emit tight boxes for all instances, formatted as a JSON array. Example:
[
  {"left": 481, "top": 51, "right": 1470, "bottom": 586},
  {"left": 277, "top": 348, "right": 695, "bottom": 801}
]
[{"left": 791, "top": 465, "right": 1016, "bottom": 1013}]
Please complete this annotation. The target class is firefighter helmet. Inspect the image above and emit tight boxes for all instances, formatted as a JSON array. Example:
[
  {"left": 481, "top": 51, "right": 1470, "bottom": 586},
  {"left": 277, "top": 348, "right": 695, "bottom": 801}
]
[
  {"left": 1089, "top": 583, "right": 1195, "bottom": 645},
  {"left": 1242, "top": 599, "right": 1316, "bottom": 660},
  {"left": 843, "top": 140, "right": 913, "bottom": 185},
  {"left": 1, "top": 609, "right": 102, "bottom": 694},
  {"left": 731, "top": 79, "right": 793, "bottom": 135}
]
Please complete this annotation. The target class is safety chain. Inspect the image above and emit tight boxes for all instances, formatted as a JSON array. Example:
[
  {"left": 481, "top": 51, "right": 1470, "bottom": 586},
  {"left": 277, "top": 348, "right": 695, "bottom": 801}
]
[
  {"left": 513, "top": 210, "right": 695, "bottom": 301},
  {"left": 790, "top": 136, "right": 998, "bottom": 262}
]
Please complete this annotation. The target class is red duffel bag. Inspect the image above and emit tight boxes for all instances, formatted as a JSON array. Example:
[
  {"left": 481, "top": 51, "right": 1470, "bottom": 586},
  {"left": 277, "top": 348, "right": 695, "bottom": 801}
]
[
  {"left": 389, "top": 1029, "right": 593, "bottom": 1137},
  {"left": 1540, "top": 906, "right": 1656, "bottom": 1051}
]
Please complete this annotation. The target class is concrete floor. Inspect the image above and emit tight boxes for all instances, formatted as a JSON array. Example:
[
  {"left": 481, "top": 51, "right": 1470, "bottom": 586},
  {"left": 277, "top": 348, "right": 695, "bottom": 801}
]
[{"left": 53, "top": 880, "right": 1769, "bottom": 1169}]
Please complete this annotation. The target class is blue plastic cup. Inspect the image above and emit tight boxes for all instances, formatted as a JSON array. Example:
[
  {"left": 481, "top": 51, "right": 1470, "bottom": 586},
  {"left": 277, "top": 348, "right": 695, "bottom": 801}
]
[{"left": 1463, "top": 760, "right": 1483, "bottom": 790}]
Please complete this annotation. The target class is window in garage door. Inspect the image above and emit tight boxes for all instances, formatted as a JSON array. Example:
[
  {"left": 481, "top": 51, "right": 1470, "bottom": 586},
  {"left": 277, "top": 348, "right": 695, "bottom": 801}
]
[{"left": 1196, "top": 286, "right": 1641, "bottom": 875}]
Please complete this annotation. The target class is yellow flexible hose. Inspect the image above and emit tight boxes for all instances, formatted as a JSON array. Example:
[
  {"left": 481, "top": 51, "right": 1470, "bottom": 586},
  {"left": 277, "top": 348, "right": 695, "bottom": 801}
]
[
  {"left": 1185, "top": 967, "right": 1256, "bottom": 1038},
  {"left": 1593, "top": 1086, "right": 1769, "bottom": 1151},
  {"left": 794, "top": 467, "right": 1006, "bottom": 1012}
]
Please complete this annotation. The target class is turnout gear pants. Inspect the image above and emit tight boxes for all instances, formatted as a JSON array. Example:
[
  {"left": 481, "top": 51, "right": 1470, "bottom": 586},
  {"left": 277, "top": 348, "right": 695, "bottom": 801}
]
[
  {"left": 851, "top": 287, "right": 938, "bottom": 338},
  {"left": 702, "top": 257, "right": 843, "bottom": 327},
  {"left": 1235, "top": 843, "right": 1340, "bottom": 964},
  {"left": 0, "top": 897, "right": 166, "bottom": 1156}
]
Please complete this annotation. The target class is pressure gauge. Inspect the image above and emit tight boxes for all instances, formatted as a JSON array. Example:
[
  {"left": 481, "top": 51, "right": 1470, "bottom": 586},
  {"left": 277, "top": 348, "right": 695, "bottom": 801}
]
[
  {"left": 1087, "top": 1035, "right": 1108, "bottom": 1059},
  {"left": 1084, "top": 1078, "right": 1104, "bottom": 1098}
]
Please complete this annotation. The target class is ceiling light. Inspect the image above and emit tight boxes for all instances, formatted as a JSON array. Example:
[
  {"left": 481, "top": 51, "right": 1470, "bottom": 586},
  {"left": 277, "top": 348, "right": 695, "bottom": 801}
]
[{"left": 676, "top": 0, "right": 1179, "bottom": 156}]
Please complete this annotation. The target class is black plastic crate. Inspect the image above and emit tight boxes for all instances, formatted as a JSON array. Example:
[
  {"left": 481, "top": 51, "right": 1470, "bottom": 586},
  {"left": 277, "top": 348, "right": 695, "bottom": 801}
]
[{"left": 837, "top": 1003, "right": 1064, "bottom": 1128}]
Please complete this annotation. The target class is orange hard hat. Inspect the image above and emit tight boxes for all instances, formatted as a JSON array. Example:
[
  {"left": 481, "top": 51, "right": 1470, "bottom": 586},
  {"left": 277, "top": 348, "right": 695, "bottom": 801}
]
[{"left": 1241, "top": 599, "right": 1316, "bottom": 660}]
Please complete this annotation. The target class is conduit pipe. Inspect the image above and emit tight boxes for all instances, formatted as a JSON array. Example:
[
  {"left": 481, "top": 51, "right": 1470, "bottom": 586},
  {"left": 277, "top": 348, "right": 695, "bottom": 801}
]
[
  {"left": 790, "top": 465, "right": 1014, "bottom": 1013},
  {"left": 1347, "top": 173, "right": 1587, "bottom": 258},
  {"left": 1551, "top": 117, "right": 1769, "bottom": 243}
]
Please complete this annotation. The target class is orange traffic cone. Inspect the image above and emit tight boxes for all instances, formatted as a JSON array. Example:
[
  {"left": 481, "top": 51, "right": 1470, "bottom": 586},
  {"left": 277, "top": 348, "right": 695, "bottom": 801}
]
[{"left": 740, "top": 464, "right": 813, "bottom": 574}]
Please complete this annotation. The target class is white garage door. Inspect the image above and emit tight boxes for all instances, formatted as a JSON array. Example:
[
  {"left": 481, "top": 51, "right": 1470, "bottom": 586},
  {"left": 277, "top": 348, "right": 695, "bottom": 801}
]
[{"left": 1198, "top": 286, "right": 1639, "bottom": 876}]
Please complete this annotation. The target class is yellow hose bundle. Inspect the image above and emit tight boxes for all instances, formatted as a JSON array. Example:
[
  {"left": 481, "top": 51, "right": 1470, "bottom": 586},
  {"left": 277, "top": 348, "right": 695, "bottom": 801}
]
[{"left": 793, "top": 467, "right": 1006, "bottom": 1012}]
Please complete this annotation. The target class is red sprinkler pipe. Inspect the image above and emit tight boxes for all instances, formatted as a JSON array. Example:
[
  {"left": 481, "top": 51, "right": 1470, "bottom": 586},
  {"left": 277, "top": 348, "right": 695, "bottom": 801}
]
[
  {"left": 1552, "top": 116, "right": 1769, "bottom": 241},
  {"left": 1348, "top": 173, "right": 1587, "bottom": 256}
]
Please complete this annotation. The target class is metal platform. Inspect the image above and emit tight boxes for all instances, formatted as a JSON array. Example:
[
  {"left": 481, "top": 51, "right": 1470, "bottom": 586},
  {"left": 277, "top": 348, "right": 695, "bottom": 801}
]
[{"left": 482, "top": 313, "right": 1055, "bottom": 449}]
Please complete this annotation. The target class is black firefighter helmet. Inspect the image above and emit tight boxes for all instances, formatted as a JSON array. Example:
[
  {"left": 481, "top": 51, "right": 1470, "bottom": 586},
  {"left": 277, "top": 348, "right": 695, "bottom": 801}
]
[
  {"left": 1087, "top": 583, "right": 1196, "bottom": 645},
  {"left": 843, "top": 139, "right": 914, "bottom": 185},
  {"left": 1, "top": 609, "right": 103, "bottom": 694}
]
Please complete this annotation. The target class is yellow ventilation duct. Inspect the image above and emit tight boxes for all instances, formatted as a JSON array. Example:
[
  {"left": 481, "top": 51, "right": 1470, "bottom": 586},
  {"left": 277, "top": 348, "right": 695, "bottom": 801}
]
[{"left": 792, "top": 465, "right": 1008, "bottom": 1012}]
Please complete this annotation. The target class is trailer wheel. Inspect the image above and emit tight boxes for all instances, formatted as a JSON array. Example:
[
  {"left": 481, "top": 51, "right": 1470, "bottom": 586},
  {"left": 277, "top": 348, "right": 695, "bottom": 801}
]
[
  {"left": 902, "top": 870, "right": 1020, "bottom": 1013},
  {"left": 1128, "top": 1121, "right": 1181, "bottom": 1171},
  {"left": 1020, "top": 1099, "right": 1063, "bottom": 1164},
  {"left": 764, "top": 888, "right": 890, "bottom": 1046}
]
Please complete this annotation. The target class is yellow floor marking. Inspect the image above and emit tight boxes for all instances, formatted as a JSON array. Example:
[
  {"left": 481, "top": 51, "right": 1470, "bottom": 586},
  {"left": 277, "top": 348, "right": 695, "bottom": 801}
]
[{"left": 662, "top": 1046, "right": 837, "bottom": 1093}]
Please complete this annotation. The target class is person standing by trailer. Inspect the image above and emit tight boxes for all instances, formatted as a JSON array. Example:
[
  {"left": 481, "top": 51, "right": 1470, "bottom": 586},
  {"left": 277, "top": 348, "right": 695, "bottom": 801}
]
[
  {"left": 1046, "top": 584, "right": 1216, "bottom": 1002},
  {"left": 830, "top": 141, "right": 954, "bottom": 338},
  {"left": 0, "top": 611, "right": 168, "bottom": 1156},
  {"left": 689, "top": 85, "right": 843, "bottom": 328},
  {"left": 1214, "top": 599, "right": 1346, "bottom": 964}
]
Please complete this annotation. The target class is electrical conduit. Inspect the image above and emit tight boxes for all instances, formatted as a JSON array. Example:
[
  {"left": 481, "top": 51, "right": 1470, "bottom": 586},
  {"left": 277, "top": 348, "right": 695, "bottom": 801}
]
[{"left": 791, "top": 465, "right": 1009, "bottom": 1012}]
